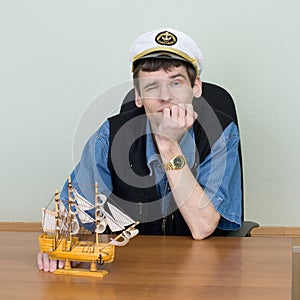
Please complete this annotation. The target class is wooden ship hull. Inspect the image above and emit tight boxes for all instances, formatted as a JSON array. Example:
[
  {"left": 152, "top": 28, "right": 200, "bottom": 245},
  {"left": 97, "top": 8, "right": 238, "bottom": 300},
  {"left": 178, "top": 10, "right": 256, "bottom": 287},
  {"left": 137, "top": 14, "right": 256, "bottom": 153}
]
[
  {"left": 39, "top": 233, "right": 115, "bottom": 263},
  {"left": 39, "top": 233, "right": 115, "bottom": 277}
]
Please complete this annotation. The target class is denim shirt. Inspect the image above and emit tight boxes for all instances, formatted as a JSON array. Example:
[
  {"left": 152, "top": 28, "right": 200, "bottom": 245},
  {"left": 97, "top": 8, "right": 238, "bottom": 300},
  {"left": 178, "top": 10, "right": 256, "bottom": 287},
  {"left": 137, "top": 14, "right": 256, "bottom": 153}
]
[{"left": 61, "top": 119, "right": 242, "bottom": 231}]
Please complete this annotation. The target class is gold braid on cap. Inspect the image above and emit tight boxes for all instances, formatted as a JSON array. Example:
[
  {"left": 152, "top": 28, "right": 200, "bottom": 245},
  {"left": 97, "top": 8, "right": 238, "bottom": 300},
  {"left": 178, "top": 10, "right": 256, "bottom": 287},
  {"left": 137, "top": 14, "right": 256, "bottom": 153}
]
[{"left": 132, "top": 46, "right": 198, "bottom": 74}]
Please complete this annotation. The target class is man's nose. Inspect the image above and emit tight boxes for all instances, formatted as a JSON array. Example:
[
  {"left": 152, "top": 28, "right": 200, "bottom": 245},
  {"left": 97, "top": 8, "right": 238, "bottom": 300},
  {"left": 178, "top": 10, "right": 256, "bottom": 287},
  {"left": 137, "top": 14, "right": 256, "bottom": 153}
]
[{"left": 158, "top": 84, "right": 171, "bottom": 101}]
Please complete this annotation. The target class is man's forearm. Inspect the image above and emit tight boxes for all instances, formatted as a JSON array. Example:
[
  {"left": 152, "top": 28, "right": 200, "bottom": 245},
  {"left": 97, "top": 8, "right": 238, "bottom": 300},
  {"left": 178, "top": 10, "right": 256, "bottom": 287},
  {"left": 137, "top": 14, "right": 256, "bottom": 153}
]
[
  {"left": 157, "top": 140, "right": 220, "bottom": 240},
  {"left": 165, "top": 161, "right": 220, "bottom": 239}
]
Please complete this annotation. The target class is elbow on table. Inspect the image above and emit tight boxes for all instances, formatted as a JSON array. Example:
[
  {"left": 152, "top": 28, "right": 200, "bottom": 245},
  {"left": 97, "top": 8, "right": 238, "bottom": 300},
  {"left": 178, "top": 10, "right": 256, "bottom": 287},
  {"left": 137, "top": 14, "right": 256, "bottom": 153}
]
[
  {"left": 191, "top": 226, "right": 216, "bottom": 240},
  {"left": 191, "top": 220, "right": 219, "bottom": 240},
  {"left": 190, "top": 210, "right": 221, "bottom": 240},
  {"left": 191, "top": 230, "right": 212, "bottom": 240}
]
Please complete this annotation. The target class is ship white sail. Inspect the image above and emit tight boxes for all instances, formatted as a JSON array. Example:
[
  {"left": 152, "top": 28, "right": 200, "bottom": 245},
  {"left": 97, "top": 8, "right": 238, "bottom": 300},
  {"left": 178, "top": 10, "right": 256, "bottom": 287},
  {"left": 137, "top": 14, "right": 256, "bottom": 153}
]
[
  {"left": 72, "top": 188, "right": 94, "bottom": 210},
  {"left": 72, "top": 189, "right": 135, "bottom": 233},
  {"left": 109, "top": 227, "right": 139, "bottom": 246},
  {"left": 41, "top": 185, "right": 139, "bottom": 247},
  {"left": 42, "top": 208, "right": 70, "bottom": 234},
  {"left": 105, "top": 213, "right": 125, "bottom": 232},
  {"left": 77, "top": 208, "right": 96, "bottom": 224},
  {"left": 42, "top": 208, "right": 56, "bottom": 233},
  {"left": 107, "top": 202, "right": 135, "bottom": 227}
]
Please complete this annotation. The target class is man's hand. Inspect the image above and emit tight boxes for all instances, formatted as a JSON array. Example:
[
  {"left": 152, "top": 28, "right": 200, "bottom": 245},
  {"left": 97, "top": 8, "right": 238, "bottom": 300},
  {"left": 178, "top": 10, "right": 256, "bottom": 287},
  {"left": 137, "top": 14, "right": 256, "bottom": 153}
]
[
  {"left": 154, "top": 103, "right": 198, "bottom": 155},
  {"left": 37, "top": 252, "right": 64, "bottom": 272}
]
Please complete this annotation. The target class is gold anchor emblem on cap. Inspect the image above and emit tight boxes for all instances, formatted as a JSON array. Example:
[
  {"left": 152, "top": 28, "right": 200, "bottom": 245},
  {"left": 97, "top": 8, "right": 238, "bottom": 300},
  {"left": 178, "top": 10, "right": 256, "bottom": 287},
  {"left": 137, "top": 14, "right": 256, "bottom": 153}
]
[{"left": 155, "top": 31, "right": 177, "bottom": 46}]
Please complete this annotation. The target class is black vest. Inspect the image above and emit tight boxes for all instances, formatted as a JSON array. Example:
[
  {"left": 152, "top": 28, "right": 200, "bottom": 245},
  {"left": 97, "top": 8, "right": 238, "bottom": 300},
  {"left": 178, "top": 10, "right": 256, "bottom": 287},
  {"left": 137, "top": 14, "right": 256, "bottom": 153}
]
[{"left": 107, "top": 97, "right": 233, "bottom": 236}]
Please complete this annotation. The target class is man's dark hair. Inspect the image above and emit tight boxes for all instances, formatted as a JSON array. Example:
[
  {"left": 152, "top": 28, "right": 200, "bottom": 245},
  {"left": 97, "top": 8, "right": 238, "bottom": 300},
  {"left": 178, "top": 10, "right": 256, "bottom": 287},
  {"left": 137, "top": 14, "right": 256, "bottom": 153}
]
[{"left": 133, "top": 58, "right": 197, "bottom": 95}]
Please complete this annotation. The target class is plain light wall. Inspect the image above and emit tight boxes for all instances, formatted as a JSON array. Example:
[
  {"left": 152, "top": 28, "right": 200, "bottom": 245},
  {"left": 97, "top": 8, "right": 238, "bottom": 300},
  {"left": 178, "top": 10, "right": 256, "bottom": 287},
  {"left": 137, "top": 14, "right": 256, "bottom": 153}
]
[{"left": 0, "top": 0, "right": 299, "bottom": 225}]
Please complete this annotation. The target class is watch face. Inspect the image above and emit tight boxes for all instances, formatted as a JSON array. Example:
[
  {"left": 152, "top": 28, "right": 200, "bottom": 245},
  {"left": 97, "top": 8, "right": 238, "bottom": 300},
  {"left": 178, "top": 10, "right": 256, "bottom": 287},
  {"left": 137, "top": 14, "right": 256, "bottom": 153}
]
[
  {"left": 173, "top": 156, "right": 183, "bottom": 168},
  {"left": 164, "top": 155, "right": 186, "bottom": 170}
]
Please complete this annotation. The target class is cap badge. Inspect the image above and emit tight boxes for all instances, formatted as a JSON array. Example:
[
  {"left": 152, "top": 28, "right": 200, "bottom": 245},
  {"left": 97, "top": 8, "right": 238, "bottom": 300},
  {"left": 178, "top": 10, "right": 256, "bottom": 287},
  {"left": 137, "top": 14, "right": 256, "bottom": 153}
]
[{"left": 155, "top": 31, "right": 177, "bottom": 46}]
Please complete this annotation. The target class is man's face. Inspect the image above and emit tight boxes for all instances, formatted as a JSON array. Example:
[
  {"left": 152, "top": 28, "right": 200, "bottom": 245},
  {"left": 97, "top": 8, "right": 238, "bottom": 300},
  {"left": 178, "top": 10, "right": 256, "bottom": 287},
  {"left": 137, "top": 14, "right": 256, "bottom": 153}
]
[{"left": 135, "top": 66, "right": 202, "bottom": 126}]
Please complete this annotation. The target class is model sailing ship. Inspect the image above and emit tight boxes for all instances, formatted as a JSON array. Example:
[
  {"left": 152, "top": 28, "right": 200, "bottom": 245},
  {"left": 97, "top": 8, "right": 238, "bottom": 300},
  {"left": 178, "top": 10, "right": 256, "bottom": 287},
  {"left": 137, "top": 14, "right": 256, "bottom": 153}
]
[{"left": 39, "top": 177, "right": 139, "bottom": 278}]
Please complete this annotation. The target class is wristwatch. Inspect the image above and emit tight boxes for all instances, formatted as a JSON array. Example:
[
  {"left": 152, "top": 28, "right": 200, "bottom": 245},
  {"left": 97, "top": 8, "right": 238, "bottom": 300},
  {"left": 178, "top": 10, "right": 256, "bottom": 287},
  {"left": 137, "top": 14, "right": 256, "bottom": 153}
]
[{"left": 164, "top": 155, "right": 187, "bottom": 170}]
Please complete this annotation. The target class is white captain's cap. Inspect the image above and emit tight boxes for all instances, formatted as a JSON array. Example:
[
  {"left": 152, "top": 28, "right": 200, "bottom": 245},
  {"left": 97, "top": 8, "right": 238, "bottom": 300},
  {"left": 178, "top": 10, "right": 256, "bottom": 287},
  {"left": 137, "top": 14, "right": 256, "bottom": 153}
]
[{"left": 129, "top": 28, "right": 204, "bottom": 74}]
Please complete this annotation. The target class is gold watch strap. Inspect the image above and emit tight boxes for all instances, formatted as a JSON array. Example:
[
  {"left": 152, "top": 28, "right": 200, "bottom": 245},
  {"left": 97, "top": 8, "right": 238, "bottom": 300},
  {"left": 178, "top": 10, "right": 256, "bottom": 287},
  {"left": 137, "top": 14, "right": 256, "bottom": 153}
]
[{"left": 164, "top": 161, "right": 174, "bottom": 170}]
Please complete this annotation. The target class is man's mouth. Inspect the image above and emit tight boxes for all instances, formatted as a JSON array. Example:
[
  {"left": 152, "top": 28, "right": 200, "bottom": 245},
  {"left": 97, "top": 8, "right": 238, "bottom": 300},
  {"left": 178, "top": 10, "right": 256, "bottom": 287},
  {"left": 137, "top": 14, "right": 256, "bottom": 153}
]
[{"left": 157, "top": 106, "right": 172, "bottom": 113}]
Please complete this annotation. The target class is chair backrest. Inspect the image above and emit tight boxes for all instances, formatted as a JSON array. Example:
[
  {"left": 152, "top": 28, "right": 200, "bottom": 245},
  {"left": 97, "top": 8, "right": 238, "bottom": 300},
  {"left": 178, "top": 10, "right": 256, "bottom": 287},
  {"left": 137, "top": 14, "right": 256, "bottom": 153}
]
[{"left": 120, "top": 82, "right": 244, "bottom": 221}]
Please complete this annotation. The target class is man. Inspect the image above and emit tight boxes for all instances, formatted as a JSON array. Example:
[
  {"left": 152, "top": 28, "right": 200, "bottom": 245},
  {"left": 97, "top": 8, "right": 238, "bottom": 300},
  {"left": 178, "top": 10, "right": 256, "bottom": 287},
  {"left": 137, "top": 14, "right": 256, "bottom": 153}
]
[{"left": 38, "top": 28, "right": 242, "bottom": 272}]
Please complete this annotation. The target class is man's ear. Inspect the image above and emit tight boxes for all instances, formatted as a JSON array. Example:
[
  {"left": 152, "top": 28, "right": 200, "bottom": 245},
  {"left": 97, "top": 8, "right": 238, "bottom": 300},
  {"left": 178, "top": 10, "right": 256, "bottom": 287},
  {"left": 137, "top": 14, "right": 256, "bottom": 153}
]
[
  {"left": 135, "top": 88, "right": 143, "bottom": 108},
  {"left": 193, "top": 76, "right": 202, "bottom": 98}
]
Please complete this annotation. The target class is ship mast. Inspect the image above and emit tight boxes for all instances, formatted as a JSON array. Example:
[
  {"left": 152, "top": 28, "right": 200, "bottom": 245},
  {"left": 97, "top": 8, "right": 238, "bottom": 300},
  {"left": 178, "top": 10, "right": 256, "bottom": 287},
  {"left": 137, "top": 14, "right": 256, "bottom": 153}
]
[
  {"left": 67, "top": 176, "right": 74, "bottom": 250},
  {"left": 54, "top": 189, "right": 60, "bottom": 243},
  {"left": 95, "top": 182, "right": 100, "bottom": 245}
]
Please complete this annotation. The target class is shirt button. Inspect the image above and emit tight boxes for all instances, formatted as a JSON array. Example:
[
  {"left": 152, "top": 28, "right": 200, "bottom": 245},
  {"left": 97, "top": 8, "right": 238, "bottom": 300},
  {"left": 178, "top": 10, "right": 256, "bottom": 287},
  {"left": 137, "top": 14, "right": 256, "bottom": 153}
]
[{"left": 157, "top": 163, "right": 161, "bottom": 168}]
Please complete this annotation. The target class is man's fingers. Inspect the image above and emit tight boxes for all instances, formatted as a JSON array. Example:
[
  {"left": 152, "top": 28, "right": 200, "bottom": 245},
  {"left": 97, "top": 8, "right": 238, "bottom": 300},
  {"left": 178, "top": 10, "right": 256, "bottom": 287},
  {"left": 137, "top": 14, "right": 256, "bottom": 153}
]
[
  {"left": 58, "top": 260, "right": 65, "bottom": 269},
  {"left": 163, "top": 107, "right": 171, "bottom": 118},
  {"left": 170, "top": 105, "right": 179, "bottom": 120},
  {"left": 38, "top": 252, "right": 77, "bottom": 272},
  {"left": 37, "top": 252, "right": 44, "bottom": 270},
  {"left": 185, "top": 104, "right": 196, "bottom": 126},
  {"left": 38, "top": 252, "right": 78, "bottom": 272},
  {"left": 49, "top": 259, "right": 58, "bottom": 272},
  {"left": 170, "top": 103, "right": 195, "bottom": 129},
  {"left": 38, "top": 252, "right": 59, "bottom": 272},
  {"left": 177, "top": 105, "right": 186, "bottom": 125},
  {"left": 43, "top": 253, "right": 50, "bottom": 272}
]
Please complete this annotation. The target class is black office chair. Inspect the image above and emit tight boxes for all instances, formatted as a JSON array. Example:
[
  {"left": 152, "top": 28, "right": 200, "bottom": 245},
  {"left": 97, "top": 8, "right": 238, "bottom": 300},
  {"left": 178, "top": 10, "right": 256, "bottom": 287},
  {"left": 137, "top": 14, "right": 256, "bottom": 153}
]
[{"left": 120, "top": 82, "right": 259, "bottom": 237}]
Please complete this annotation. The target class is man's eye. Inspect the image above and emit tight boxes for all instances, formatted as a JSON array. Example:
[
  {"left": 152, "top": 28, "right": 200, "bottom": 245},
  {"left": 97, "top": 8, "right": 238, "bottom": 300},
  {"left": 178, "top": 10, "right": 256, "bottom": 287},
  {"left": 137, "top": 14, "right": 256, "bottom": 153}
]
[
  {"left": 145, "top": 85, "right": 158, "bottom": 91},
  {"left": 172, "top": 81, "right": 182, "bottom": 87}
]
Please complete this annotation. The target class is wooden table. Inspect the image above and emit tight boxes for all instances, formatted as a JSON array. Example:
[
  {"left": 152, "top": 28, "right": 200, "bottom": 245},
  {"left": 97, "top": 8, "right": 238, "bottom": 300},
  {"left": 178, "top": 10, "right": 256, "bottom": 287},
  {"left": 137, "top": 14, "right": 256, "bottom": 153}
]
[{"left": 0, "top": 232, "right": 292, "bottom": 300}]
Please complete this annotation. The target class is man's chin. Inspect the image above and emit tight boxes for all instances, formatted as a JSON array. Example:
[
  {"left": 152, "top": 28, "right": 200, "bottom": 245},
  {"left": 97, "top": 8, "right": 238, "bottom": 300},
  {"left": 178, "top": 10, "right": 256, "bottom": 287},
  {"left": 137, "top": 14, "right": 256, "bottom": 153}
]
[{"left": 147, "top": 113, "right": 163, "bottom": 125}]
